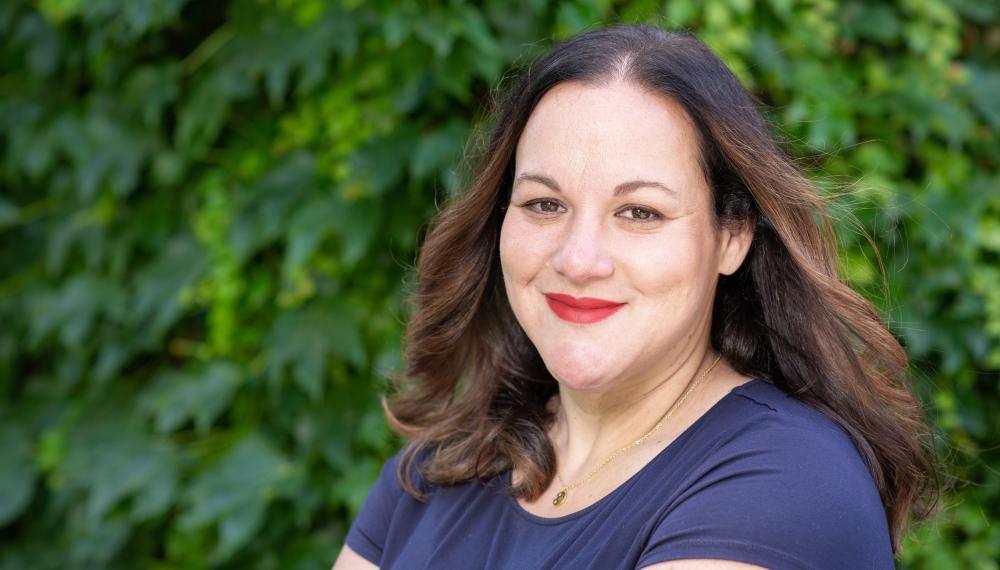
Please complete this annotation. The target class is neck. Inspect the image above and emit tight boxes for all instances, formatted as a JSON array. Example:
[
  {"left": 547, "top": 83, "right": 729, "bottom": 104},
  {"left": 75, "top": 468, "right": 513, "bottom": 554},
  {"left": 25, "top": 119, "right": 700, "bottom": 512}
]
[{"left": 549, "top": 346, "right": 719, "bottom": 479}]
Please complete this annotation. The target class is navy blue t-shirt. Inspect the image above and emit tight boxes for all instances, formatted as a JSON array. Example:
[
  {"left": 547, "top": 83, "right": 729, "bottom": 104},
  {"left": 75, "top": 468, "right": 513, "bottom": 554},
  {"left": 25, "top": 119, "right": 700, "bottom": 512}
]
[{"left": 345, "top": 378, "right": 894, "bottom": 569}]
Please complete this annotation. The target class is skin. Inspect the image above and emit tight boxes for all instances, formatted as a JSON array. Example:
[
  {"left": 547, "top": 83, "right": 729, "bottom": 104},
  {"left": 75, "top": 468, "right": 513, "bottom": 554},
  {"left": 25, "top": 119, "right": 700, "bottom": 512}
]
[
  {"left": 333, "top": 80, "right": 760, "bottom": 570},
  {"left": 500, "top": 80, "right": 760, "bottom": 568},
  {"left": 331, "top": 547, "right": 376, "bottom": 570}
]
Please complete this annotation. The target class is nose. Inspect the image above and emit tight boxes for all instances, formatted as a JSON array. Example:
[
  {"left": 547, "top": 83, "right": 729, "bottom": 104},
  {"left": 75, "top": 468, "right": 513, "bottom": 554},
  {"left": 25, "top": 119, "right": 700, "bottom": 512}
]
[{"left": 549, "top": 215, "right": 614, "bottom": 284}]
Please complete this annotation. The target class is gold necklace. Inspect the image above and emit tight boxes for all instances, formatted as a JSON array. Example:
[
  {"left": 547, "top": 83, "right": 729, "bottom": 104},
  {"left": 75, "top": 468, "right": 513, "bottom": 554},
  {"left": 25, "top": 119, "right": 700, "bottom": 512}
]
[{"left": 551, "top": 354, "right": 722, "bottom": 507}]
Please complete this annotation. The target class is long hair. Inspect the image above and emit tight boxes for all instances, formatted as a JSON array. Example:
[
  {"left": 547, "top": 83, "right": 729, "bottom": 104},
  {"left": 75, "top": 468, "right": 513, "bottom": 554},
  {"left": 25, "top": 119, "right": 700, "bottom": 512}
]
[{"left": 383, "top": 24, "right": 940, "bottom": 554}]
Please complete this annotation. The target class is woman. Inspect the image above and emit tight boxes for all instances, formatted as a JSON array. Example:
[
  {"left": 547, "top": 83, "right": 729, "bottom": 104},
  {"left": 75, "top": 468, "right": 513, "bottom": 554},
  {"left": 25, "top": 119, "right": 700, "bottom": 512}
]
[{"left": 333, "top": 24, "right": 938, "bottom": 569}]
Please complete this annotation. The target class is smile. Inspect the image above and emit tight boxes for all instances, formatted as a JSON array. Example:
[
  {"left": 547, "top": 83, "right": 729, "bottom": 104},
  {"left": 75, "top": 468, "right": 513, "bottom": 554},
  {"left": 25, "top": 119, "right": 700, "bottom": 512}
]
[{"left": 544, "top": 293, "right": 626, "bottom": 324}]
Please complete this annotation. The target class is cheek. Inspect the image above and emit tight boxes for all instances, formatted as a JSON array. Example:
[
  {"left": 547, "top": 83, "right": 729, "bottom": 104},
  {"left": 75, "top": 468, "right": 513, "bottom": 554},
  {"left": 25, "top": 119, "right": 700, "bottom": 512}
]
[
  {"left": 621, "top": 226, "right": 716, "bottom": 297},
  {"left": 498, "top": 215, "right": 519, "bottom": 280},
  {"left": 499, "top": 214, "right": 549, "bottom": 283}
]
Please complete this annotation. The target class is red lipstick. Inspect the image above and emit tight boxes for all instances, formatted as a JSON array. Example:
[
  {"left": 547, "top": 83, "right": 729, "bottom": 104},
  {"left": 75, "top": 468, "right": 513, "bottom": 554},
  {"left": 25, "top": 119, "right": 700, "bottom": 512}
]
[{"left": 544, "top": 293, "right": 625, "bottom": 324}]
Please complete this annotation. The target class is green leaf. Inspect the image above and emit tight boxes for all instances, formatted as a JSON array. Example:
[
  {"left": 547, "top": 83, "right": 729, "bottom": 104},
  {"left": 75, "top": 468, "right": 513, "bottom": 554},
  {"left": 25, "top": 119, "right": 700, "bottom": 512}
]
[
  {"left": 131, "top": 233, "right": 209, "bottom": 342},
  {"left": 123, "top": 64, "right": 181, "bottom": 129},
  {"left": 175, "top": 69, "right": 254, "bottom": 152},
  {"left": 0, "top": 424, "right": 36, "bottom": 526},
  {"left": 181, "top": 435, "right": 291, "bottom": 560},
  {"left": 58, "top": 399, "right": 179, "bottom": 523},
  {"left": 229, "top": 153, "right": 320, "bottom": 263},
  {"left": 265, "top": 301, "right": 366, "bottom": 400},
  {"left": 409, "top": 119, "right": 469, "bottom": 180},
  {"left": 966, "top": 64, "right": 1000, "bottom": 130},
  {"left": 0, "top": 197, "right": 19, "bottom": 230},
  {"left": 840, "top": 3, "right": 901, "bottom": 43},
  {"left": 27, "top": 274, "right": 123, "bottom": 349},
  {"left": 141, "top": 361, "right": 242, "bottom": 434}
]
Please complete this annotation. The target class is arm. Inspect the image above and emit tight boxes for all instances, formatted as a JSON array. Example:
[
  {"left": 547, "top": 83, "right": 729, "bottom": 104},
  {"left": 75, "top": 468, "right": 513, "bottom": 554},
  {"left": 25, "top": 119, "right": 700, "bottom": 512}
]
[
  {"left": 641, "top": 560, "right": 768, "bottom": 570},
  {"left": 332, "top": 544, "right": 379, "bottom": 570}
]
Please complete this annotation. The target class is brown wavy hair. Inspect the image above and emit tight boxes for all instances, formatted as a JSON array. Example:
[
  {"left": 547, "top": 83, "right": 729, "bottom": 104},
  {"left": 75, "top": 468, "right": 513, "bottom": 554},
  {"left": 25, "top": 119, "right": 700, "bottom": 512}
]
[{"left": 383, "top": 24, "right": 940, "bottom": 554}]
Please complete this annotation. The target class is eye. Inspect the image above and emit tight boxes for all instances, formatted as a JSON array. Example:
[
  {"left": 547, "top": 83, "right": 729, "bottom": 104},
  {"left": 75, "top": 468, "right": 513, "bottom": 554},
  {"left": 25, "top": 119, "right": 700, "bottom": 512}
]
[
  {"left": 520, "top": 199, "right": 564, "bottom": 215},
  {"left": 618, "top": 206, "right": 662, "bottom": 222},
  {"left": 517, "top": 200, "right": 663, "bottom": 223}
]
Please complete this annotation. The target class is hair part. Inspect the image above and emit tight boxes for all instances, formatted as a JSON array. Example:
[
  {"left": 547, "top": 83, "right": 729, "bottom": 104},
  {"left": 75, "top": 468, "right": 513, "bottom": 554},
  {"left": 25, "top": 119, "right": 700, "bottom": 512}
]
[{"left": 383, "top": 24, "right": 941, "bottom": 555}]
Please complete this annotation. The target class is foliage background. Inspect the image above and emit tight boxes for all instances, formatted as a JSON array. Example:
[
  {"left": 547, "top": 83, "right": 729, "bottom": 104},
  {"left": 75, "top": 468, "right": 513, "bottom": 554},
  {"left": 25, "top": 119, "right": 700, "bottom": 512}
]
[{"left": 0, "top": 0, "right": 997, "bottom": 568}]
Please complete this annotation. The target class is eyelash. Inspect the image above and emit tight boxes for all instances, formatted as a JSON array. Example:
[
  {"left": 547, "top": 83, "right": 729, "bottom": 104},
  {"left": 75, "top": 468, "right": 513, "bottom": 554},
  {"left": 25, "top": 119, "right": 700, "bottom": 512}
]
[{"left": 518, "top": 199, "right": 663, "bottom": 223}]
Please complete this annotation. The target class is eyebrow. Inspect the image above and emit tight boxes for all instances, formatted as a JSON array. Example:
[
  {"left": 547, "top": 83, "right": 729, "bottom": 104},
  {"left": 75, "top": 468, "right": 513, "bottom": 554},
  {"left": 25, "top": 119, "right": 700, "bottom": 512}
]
[{"left": 513, "top": 172, "right": 677, "bottom": 197}]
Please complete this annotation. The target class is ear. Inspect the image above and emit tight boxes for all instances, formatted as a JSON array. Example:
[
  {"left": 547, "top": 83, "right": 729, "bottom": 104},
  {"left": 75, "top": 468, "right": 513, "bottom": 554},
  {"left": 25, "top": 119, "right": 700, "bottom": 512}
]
[{"left": 716, "top": 219, "right": 754, "bottom": 276}]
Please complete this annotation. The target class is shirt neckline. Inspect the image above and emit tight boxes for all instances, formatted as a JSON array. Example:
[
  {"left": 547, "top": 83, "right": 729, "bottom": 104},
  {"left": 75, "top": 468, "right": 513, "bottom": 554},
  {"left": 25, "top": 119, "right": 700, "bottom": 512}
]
[{"left": 503, "top": 377, "right": 764, "bottom": 526}]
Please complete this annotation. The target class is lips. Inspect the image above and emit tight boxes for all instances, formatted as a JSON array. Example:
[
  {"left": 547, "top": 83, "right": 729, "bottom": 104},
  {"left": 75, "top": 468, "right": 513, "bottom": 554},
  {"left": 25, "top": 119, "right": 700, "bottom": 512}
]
[{"left": 544, "top": 293, "right": 625, "bottom": 324}]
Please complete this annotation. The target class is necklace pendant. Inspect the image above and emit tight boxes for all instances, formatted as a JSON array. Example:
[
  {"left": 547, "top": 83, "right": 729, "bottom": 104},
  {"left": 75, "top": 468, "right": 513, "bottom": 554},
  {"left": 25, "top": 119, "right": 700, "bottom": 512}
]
[{"left": 553, "top": 489, "right": 567, "bottom": 506}]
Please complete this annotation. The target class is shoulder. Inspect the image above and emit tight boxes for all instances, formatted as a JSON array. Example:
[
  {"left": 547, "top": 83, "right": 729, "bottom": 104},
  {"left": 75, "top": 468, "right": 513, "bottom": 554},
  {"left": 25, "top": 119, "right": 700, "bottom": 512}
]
[
  {"left": 706, "top": 379, "right": 887, "bottom": 517},
  {"left": 638, "top": 378, "right": 895, "bottom": 570},
  {"left": 717, "top": 378, "right": 878, "bottom": 477},
  {"left": 365, "top": 446, "right": 437, "bottom": 506}
]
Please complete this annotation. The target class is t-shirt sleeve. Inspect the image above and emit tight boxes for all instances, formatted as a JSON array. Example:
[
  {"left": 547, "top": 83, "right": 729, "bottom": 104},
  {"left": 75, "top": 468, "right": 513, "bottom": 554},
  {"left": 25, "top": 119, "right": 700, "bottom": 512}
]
[
  {"left": 636, "top": 419, "right": 894, "bottom": 570},
  {"left": 344, "top": 453, "right": 406, "bottom": 565}
]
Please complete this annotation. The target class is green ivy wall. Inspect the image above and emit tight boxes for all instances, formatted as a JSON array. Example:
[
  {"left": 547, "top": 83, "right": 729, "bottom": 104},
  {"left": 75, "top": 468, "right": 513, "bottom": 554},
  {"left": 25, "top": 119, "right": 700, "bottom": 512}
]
[{"left": 0, "top": 1, "right": 997, "bottom": 568}]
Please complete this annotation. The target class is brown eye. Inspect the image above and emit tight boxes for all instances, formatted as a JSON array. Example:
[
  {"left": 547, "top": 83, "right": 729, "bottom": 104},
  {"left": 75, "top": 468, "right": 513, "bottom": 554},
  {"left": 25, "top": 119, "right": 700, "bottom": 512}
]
[
  {"left": 630, "top": 208, "right": 651, "bottom": 219},
  {"left": 619, "top": 206, "right": 660, "bottom": 222},
  {"left": 522, "top": 199, "right": 563, "bottom": 214}
]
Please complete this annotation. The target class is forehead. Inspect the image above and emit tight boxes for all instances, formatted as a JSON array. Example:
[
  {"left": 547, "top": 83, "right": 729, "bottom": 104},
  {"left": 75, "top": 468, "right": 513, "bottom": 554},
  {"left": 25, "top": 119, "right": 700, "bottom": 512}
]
[{"left": 514, "top": 80, "right": 704, "bottom": 190}]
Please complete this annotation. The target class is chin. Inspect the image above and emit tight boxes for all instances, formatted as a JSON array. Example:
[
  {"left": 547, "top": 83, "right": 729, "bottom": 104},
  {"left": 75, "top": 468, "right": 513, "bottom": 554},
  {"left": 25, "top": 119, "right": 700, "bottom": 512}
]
[
  {"left": 555, "top": 375, "right": 615, "bottom": 393},
  {"left": 544, "top": 360, "right": 619, "bottom": 392},
  {"left": 535, "top": 341, "right": 623, "bottom": 390}
]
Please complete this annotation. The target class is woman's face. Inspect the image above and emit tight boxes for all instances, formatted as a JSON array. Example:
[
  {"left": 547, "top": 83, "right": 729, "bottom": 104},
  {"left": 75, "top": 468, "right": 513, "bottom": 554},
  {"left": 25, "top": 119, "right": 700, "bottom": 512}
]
[{"left": 499, "top": 80, "right": 751, "bottom": 393}]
